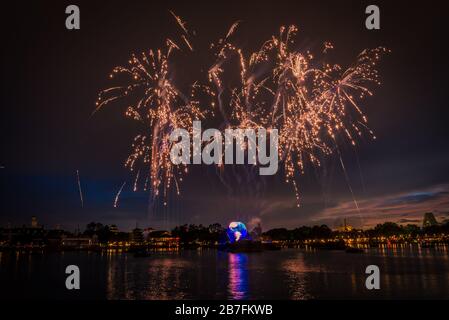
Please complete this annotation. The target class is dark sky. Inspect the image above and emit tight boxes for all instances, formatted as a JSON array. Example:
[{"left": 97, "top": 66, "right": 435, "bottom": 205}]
[{"left": 1, "top": 0, "right": 448, "bottom": 231}]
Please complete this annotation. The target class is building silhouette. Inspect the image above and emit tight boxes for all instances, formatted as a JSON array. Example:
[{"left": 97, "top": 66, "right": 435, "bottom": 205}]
[
  {"left": 337, "top": 218, "right": 354, "bottom": 232},
  {"left": 130, "top": 227, "right": 144, "bottom": 244},
  {"left": 109, "top": 224, "right": 119, "bottom": 234},
  {"left": 31, "top": 216, "right": 39, "bottom": 228},
  {"left": 423, "top": 212, "right": 438, "bottom": 228}
]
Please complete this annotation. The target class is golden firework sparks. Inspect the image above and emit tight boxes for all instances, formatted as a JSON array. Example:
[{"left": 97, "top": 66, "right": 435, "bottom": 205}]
[
  {"left": 96, "top": 36, "right": 205, "bottom": 204},
  {"left": 96, "top": 14, "right": 388, "bottom": 207},
  {"left": 208, "top": 23, "right": 388, "bottom": 204}
]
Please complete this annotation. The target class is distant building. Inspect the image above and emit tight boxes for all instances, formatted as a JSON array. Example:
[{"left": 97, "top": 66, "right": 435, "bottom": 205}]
[
  {"left": 7, "top": 224, "right": 45, "bottom": 246},
  {"left": 109, "top": 224, "right": 119, "bottom": 234},
  {"left": 62, "top": 236, "right": 97, "bottom": 249},
  {"left": 74, "top": 225, "right": 81, "bottom": 236},
  {"left": 31, "top": 216, "right": 39, "bottom": 228},
  {"left": 143, "top": 227, "right": 155, "bottom": 241},
  {"left": 423, "top": 212, "right": 438, "bottom": 228},
  {"left": 337, "top": 218, "right": 354, "bottom": 232},
  {"left": 148, "top": 230, "right": 179, "bottom": 248},
  {"left": 130, "top": 227, "right": 144, "bottom": 244}
]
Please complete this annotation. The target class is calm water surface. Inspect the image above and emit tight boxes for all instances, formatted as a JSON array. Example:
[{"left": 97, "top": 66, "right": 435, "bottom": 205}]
[{"left": 1, "top": 246, "right": 448, "bottom": 299}]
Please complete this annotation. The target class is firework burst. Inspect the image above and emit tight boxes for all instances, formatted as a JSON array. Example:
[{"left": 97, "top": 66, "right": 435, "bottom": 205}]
[
  {"left": 208, "top": 23, "right": 388, "bottom": 205},
  {"left": 95, "top": 29, "right": 206, "bottom": 205},
  {"left": 96, "top": 14, "right": 388, "bottom": 208}
]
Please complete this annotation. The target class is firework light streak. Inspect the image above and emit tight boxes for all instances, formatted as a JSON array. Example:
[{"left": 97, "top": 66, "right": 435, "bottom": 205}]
[
  {"left": 133, "top": 169, "right": 140, "bottom": 192},
  {"left": 113, "top": 182, "right": 126, "bottom": 208},
  {"left": 96, "top": 13, "right": 388, "bottom": 208},
  {"left": 76, "top": 170, "right": 84, "bottom": 208}
]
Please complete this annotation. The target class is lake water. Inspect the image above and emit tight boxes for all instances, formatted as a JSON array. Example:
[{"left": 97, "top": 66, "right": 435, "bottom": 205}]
[{"left": 1, "top": 246, "right": 449, "bottom": 299}]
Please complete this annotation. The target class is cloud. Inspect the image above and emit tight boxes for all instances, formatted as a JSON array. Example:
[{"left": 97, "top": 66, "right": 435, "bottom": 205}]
[
  {"left": 398, "top": 218, "right": 421, "bottom": 224},
  {"left": 313, "top": 184, "right": 449, "bottom": 228},
  {"left": 379, "top": 190, "right": 448, "bottom": 206}
]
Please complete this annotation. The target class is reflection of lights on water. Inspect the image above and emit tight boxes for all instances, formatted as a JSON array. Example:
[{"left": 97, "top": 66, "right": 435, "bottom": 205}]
[
  {"left": 106, "top": 254, "right": 189, "bottom": 300},
  {"left": 282, "top": 257, "right": 312, "bottom": 299},
  {"left": 228, "top": 253, "right": 249, "bottom": 300}
]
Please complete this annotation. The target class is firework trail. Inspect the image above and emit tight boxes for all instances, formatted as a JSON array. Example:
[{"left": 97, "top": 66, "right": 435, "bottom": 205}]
[
  {"left": 169, "top": 10, "right": 189, "bottom": 35},
  {"left": 133, "top": 169, "right": 140, "bottom": 192},
  {"left": 76, "top": 170, "right": 84, "bottom": 208},
  {"left": 113, "top": 181, "right": 126, "bottom": 208},
  {"left": 335, "top": 144, "right": 360, "bottom": 213},
  {"left": 96, "top": 13, "right": 388, "bottom": 208}
]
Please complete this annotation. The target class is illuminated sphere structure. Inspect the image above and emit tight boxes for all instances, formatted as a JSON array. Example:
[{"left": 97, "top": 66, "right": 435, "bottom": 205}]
[{"left": 227, "top": 221, "right": 249, "bottom": 243}]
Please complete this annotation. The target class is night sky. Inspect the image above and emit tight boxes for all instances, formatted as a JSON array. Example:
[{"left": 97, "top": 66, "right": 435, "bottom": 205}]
[{"left": 1, "top": 0, "right": 448, "bottom": 232}]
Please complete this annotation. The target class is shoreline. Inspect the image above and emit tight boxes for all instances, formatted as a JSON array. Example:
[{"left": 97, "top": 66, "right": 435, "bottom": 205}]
[{"left": 1, "top": 240, "right": 448, "bottom": 254}]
